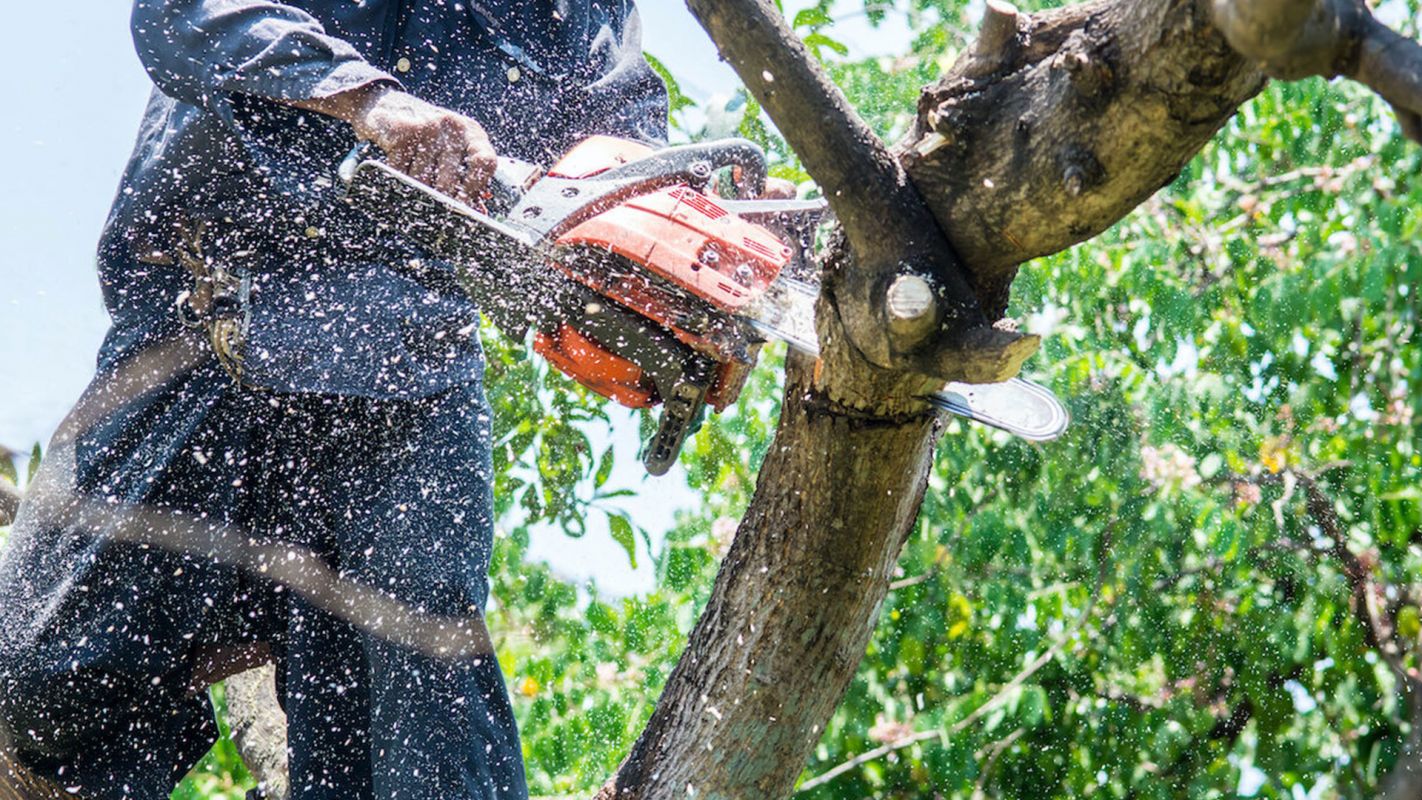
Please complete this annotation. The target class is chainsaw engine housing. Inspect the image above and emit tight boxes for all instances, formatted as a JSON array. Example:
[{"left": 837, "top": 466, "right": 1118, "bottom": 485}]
[{"left": 531, "top": 136, "right": 794, "bottom": 471}]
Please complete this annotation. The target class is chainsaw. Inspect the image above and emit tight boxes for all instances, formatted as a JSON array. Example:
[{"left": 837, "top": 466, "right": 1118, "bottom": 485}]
[{"left": 338, "top": 136, "right": 1069, "bottom": 475}]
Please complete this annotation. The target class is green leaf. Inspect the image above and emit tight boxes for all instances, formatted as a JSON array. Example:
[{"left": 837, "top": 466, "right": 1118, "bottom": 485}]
[
  {"left": 1399, "top": 606, "right": 1421, "bottom": 640},
  {"left": 0, "top": 449, "right": 16, "bottom": 486},
  {"left": 642, "top": 52, "right": 696, "bottom": 118},
  {"left": 608, "top": 513, "right": 638, "bottom": 569},
  {"left": 26, "top": 443, "right": 41, "bottom": 485},
  {"left": 792, "top": 8, "right": 832, "bottom": 28},
  {"left": 595, "top": 445, "right": 615, "bottom": 489},
  {"left": 803, "top": 32, "right": 849, "bottom": 58}
]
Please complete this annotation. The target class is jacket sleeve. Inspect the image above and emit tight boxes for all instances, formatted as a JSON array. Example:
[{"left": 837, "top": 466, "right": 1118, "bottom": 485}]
[
  {"left": 130, "top": 0, "right": 399, "bottom": 122},
  {"left": 575, "top": 2, "right": 669, "bottom": 147}
]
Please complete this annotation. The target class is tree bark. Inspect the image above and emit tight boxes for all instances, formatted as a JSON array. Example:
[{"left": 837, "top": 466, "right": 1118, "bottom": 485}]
[
  {"left": 226, "top": 665, "right": 290, "bottom": 800},
  {"left": 1378, "top": 688, "right": 1422, "bottom": 800},
  {"left": 903, "top": 0, "right": 1264, "bottom": 312},
  {"left": 598, "top": 354, "right": 940, "bottom": 798},
  {"left": 1211, "top": 0, "right": 1422, "bottom": 140},
  {"left": 683, "top": 0, "right": 1038, "bottom": 382}
]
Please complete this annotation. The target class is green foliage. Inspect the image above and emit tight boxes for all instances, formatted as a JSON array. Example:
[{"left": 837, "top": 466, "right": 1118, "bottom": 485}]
[
  {"left": 171, "top": 685, "right": 253, "bottom": 800},
  {"left": 642, "top": 53, "right": 697, "bottom": 134},
  {"left": 171, "top": 1, "right": 1422, "bottom": 797}
]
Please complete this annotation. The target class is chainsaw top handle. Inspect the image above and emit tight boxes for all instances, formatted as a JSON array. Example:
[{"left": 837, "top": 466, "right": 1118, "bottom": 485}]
[
  {"left": 594, "top": 138, "right": 767, "bottom": 198},
  {"left": 499, "top": 138, "right": 770, "bottom": 244}
]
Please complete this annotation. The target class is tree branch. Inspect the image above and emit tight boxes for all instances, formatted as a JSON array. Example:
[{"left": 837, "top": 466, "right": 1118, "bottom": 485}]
[
  {"left": 1222, "top": 467, "right": 1422, "bottom": 796},
  {"left": 902, "top": 0, "right": 1264, "bottom": 313},
  {"left": 794, "top": 729, "right": 942, "bottom": 794},
  {"left": 226, "top": 665, "right": 290, "bottom": 800},
  {"left": 970, "top": 727, "right": 1026, "bottom": 800},
  {"left": 0, "top": 482, "right": 20, "bottom": 528},
  {"left": 1211, "top": 0, "right": 1422, "bottom": 141},
  {"left": 1236, "top": 467, "right": 1418, "bottom": 688}
]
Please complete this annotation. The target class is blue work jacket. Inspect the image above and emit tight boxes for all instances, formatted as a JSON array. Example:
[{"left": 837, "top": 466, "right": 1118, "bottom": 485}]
[{"left": 101, "top": 0, "right": 668, "bottom": 398}]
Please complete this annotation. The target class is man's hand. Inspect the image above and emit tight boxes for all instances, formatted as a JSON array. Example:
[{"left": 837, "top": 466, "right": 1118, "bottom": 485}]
[
  {"left": 293, "top": 85, "right": 497, "bottom": 205},
  {"left": 762, "top": 177, "right": 799, "bottom": 200}
]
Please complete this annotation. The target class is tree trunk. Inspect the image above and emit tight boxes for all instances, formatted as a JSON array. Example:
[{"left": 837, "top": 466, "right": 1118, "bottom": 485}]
[
  {"left": 226, "top": 665, "right": 290, "bottom": 800},
  {"left": 598, "top": 354, "right": 940, "bottom": 798},
  {"left": 1378, "top": 688, "right": 1422, "bottom": 800}
]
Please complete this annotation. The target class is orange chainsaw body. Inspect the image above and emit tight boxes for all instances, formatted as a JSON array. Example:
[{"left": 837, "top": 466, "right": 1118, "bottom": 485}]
[{"left": 532, "top": 136, "right": 793, "bottom": 412}]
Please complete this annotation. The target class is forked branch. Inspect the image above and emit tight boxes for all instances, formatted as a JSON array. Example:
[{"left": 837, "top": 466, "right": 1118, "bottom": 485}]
[{"left": 683, "top": 0, "right": 1038, "bottom": 385}]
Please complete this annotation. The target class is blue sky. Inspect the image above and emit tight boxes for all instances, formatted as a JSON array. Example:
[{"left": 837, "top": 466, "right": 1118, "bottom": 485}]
[{"left": 0, "top": 1, "right": 911, "bottom": 592}]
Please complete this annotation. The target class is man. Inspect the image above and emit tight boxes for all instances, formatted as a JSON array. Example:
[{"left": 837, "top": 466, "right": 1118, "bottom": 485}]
[{"left": 0, "top": 1, "right": 667, "bottom": 798}]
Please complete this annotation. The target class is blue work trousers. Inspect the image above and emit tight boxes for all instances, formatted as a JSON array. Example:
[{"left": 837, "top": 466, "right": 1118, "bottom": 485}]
[{"left": 0, "top": 356, "right": 526, "bottom": 800}]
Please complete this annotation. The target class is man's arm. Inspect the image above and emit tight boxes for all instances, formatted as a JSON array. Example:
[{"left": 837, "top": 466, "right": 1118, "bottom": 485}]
[{"left": 131, "top": 0, "right": 495, "bottom": 201}]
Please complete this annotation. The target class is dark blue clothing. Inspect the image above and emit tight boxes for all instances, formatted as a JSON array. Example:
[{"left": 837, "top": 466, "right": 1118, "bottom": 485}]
[
  {"left": 0, "top": 1, "right": 668, "bottom": 797},
  {"left": 0, "top": 348, "right": 523, "bottom": 799},
  {"left": 104, "top": 0, "right": 667, "bottom": 397}
]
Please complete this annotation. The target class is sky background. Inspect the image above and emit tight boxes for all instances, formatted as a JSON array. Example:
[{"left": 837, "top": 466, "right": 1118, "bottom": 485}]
[{"left": 0, "top": 1, "right": 912, "bottom": 594}]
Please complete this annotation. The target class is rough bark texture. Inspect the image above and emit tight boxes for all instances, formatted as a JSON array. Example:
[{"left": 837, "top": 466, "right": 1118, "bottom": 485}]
[
  {"left": 1379, "top": 690, "right": 1422, "bottom": 800},
  {"left": 597, "top": 354, "right": 941, "bottom": 798},
  {"left": 904, "top": 0, "right": 1265, "bottom": 312},
  {"left": 591, "top": 1, "right": 1267, "bottom": 797},
  {"left": 226, "top": 665, "right": 290, "bottom": 800}
]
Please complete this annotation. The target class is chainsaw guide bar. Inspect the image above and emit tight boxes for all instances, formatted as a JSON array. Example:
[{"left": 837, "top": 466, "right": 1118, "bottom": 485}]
[{"left": 339, "top": 137, "right": 1069, "bottom": 473}]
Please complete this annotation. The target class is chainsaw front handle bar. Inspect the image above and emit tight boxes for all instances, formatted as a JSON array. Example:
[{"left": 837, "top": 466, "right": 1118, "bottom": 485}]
[
  {"left": 598, "top": 138, "right": 768, "bottom": 198},
  {"left": 499, "top": 138, "right": 769, "bottom": 243},
  {"left": 337, "top": 141, "right": 537, "bottom": 214}
]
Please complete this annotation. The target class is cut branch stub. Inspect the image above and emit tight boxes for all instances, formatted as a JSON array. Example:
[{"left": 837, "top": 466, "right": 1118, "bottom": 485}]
[
  {"left": 963, "top": 0, "right": 1024, "bottom": 78},
  {"left": 684, "top": 0, "right": 1034, "bottom": 384},
  {"left": 885, "top": 273, "right": 940, "bottom": 345}
]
